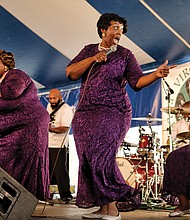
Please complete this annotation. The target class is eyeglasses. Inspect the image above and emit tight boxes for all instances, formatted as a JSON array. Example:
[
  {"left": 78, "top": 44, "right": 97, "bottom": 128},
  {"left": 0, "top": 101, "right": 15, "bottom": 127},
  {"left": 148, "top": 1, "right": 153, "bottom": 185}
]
[{"left": 110, "top": 24, "right": 124, "bottom": 33}]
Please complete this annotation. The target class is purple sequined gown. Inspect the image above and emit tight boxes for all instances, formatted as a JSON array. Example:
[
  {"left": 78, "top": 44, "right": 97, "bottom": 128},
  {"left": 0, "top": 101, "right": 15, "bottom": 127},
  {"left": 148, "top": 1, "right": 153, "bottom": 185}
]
[
  {"left": 163, "top": 145, "right": 190, "bottom": 205},
  {"left": 0, "top": 69, "right": 50, "bottom": 200},
  {"left": 68, "top": 44, "right": 143, "bottom": 211}
]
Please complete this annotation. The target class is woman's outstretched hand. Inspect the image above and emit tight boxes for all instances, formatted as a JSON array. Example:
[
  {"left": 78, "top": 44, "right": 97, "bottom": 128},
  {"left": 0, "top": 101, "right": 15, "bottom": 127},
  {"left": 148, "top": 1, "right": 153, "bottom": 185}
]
[{"left": 156, "top": 60, "right": 177, "bottom": 78}]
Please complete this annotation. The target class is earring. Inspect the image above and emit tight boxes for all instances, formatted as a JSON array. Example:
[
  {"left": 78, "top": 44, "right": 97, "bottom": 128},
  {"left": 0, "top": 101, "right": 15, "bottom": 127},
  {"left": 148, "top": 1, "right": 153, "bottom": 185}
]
[
  {"left": 4, "top": 66, "right": 8, "bottom": 72},
  {"left": 102, "top": 33, "right": 105, "bottom": 37}
]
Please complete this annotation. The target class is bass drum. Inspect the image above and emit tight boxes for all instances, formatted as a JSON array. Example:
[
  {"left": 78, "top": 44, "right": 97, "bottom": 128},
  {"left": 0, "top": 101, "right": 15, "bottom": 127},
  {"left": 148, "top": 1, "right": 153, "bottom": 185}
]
[{"left": 116, "top": 157, "right": 136, "bottom": 188}]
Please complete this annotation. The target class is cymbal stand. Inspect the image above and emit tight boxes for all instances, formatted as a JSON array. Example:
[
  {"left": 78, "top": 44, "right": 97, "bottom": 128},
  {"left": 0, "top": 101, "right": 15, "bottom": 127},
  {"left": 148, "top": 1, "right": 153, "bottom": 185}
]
[
  {"left": 139, "top": 121, "right": 153, "bottom": 202},
  {"left": 151, "top": 131, "right": 166, "bottom": 202},
  {"left": 153, "top": 145, "right": 159, "bottom": 200},
  {"left": 159, "top": 148, "right": 165, "bottom": 175},
  {"left": 142, "top": 154, "right": 155, "bottom": 202},
  {"left": 126, "top": 158, "right": 143, "bottom": 184},
  {"left": 149, "top": 129, "right": 160, "bottom": 201},
  {"left": 143, "top": 126, "right": 163, "bottom": 203},
  {"left": 162, "top": 78, "right": 174, "bottom": 152},
  {"left": 148, "top": 120, "right": 158, "bottom": 199}
]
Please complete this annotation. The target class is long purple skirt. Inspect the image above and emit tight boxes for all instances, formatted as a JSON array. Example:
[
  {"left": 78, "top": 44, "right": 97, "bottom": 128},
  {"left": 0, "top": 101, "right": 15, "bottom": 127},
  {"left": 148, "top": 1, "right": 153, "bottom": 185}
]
[{"left": 72, "top": 107, "right": 141, "bottom": 211}]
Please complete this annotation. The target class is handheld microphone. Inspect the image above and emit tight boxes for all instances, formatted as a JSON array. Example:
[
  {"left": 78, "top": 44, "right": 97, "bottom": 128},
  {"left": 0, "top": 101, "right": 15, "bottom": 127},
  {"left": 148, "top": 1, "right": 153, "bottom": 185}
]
[
  {"left": 96, "top": 45, "right": 117, "bottom": 63},
  {"left": 105, "top": 45, "right": 117, "bottom": 55}
]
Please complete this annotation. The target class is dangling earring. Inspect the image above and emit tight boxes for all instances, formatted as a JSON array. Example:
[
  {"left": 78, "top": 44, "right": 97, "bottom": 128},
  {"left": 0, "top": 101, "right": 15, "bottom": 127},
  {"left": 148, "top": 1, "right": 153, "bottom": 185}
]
[
  {"left": 102, "top": 33, "right": 105, "bottom": 37},
  {"left": 4, "top": 66, "right": 8, "bottom": 72}
]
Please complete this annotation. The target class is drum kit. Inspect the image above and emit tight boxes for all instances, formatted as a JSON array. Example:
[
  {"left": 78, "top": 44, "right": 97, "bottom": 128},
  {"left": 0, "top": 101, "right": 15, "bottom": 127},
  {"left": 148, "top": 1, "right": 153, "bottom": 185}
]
[{"left": 117, "top": 107, "right": 190, "bottom": 205}]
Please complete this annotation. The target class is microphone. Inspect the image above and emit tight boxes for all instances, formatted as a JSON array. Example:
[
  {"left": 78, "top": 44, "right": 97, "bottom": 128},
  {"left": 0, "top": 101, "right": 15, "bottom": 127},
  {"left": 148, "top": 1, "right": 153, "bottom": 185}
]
[
  {"left": 105, "top": 45, "right": 117, "bottom": 55},
  {"left": 163, "top": 78, "right": 174, "bottom": 94},
  {"left": 96, "top": 45, "right": 117, "bottom": 63}
]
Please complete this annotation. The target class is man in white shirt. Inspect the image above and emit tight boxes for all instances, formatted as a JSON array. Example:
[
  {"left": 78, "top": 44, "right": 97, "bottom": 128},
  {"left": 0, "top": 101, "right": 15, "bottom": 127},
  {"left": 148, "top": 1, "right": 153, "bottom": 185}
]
[{"left": 47, "top": 88, "right": 74, "bottom": 202}]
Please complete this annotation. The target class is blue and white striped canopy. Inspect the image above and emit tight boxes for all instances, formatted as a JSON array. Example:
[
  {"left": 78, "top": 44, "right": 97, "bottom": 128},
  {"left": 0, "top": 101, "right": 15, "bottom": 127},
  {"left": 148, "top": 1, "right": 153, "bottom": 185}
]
[{"left": 0, "top": 0, "right": 190, "bottom": 92}]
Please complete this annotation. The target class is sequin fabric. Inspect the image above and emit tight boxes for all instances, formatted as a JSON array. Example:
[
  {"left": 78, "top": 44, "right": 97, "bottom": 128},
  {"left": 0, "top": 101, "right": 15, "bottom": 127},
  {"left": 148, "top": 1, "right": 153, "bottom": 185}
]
[{"left": 68, "top": 44, "right": 143, "bottom": 211}]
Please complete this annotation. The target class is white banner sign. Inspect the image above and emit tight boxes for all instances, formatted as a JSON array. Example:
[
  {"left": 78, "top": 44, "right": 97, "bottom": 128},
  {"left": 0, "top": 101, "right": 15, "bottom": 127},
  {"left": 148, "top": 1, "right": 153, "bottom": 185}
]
[{"left": 161, "top": 62, "right": 190, "bottom": 145}]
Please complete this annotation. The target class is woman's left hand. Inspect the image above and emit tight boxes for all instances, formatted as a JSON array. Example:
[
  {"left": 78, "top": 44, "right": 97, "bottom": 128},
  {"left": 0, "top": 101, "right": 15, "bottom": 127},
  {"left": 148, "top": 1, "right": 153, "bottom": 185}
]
[{"left": 156, "top": 60, "right": 177, "bottom": 78}]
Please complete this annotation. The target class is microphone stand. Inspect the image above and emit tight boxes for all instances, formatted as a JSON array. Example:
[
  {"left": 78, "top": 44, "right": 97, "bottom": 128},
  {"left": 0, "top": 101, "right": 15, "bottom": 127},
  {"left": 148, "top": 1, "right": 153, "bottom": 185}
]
[{"left": 162, "top": 78, "right": 174, "bottom": 152}]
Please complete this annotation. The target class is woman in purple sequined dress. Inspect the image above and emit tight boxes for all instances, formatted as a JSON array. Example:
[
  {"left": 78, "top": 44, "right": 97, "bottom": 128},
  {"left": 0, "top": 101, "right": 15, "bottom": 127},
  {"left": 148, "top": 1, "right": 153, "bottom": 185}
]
[
  {"left": 162, "top": 101, "right": 190, "bottom": 217},
  {"left": 163, "top": 145, "right": 190, "bottom": 217},
  {"left": 66, "top": 13, "right": 176, "bottom": 220},
  {"left": 0, "top": 50, "right": 50, "bottom": 200}
]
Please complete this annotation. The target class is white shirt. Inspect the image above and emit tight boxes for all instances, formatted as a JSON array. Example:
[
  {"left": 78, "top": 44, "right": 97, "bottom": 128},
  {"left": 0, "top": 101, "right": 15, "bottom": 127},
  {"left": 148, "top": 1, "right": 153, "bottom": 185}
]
[
  {"left": 47, "top": 102, "right": 74, "bottom": 148},
  {"left": 172, "top": 118, "right": 190, "bottom": 148}
]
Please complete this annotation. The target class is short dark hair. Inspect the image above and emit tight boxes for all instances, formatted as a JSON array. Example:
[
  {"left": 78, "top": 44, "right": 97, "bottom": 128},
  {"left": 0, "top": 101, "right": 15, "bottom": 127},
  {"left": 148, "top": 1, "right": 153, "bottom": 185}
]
[
  {"left": 0, "top": 50, "right": 15, "bottom": 69},
  {"left": 97, "top": 13, "right": 127, "bottom": 38}
]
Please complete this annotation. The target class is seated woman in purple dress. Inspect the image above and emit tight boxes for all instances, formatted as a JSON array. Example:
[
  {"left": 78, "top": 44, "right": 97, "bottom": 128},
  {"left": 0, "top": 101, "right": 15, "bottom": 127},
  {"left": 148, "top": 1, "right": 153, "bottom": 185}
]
[
  {"left": 66, "top": 13, "right": 176, "bottom": 220},
  {"left": 0, "top": 50, "right": 50, "bottom": 201},
  {"left": 163, "top": 145, "right": 190, "bottom": 217},
  {"left": 163, "top": 102, "right": 190, "bottom": 217}
]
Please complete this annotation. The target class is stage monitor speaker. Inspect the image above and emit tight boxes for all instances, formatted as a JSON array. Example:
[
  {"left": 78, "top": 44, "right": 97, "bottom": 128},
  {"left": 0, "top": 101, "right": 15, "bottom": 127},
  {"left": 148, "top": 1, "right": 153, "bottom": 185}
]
[{"left": 0, "top": 167, "right": 38, "bottom": 220}]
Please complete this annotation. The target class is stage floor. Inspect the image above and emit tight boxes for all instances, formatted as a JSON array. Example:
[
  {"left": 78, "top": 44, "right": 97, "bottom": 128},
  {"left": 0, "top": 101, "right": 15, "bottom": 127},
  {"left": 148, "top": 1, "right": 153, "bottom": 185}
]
[{"left": 31, "top": 200, "right": 189, "bottom": 220}]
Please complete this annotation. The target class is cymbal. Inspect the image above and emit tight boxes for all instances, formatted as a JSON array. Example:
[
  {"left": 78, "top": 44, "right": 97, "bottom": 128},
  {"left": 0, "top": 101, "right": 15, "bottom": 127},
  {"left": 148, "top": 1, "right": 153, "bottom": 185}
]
[
  {"left": 161, "top": 106, "right": 190, "bottom": 115},
  {"left": 132, "top": 117, "right": 162, "bottom": 121},
  {"left": 176, "top": 131, "right": 190, "bottom": 140}
]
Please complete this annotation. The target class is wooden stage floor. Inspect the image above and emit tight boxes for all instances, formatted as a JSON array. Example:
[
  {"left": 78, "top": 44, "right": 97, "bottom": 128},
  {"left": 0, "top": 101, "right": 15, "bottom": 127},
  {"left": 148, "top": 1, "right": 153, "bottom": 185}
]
[{"left": 31, "top": 200, "right": 190, "bottom": 220}]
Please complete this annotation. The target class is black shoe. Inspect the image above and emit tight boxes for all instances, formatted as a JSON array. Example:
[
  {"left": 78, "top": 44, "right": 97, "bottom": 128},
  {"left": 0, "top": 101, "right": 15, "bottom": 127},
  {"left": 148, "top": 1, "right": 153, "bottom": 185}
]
[
  {"left": 61, "top": 195, "right": 73, "bottom": 202},
  {"left": 61, "top": 198, "right": 71, "bottom": 204},
  {"left": 62, "top": 197, "right": 71, "bottom": 202}
]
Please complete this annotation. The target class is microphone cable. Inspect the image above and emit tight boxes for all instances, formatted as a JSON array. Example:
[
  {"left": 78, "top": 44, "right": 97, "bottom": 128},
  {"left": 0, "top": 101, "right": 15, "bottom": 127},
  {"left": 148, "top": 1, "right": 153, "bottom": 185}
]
[
  {"left": 41, "top": 45, "right": 117, "bottom": 212},
  {"left": 41, "top": 55, "right": 98, "bottom": 212}
]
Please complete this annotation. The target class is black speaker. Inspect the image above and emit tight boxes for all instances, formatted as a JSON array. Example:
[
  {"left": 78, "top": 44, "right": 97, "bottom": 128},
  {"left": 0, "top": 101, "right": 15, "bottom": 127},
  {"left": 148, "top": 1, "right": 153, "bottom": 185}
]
[{"left": 0, "top": 167, "right": 38, "bottom": 220}]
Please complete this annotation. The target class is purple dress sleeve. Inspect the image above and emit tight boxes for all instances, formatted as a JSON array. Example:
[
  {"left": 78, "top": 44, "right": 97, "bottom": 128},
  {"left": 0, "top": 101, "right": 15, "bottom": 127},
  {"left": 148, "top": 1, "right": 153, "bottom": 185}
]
[
  {"left": 1, "top": 69, "right": 31, "bottom": 99},
  {"left": 0, "top": 69, "right": 50, "bottom": 200},
  {"left": 67, "top": 44, "right": 143, "bottom": 91}
]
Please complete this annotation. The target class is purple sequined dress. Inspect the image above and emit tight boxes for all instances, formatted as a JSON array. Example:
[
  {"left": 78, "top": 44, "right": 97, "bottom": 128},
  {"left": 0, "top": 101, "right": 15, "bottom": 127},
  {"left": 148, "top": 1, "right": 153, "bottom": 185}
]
[
  {"left": 0, "top": 69, "right": 50, "bottom": 200},
  {"left": 162, "top": 145, "right": 190, "bottom": 206},
  {"left": 68, "top": 44, "right": 143, "bottom": 211}
]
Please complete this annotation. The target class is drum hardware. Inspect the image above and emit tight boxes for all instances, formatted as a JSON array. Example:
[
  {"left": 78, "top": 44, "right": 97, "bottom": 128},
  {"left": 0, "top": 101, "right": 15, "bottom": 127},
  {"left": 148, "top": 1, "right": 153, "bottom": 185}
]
[
  {"left": 120, "top": 141, "right": 137, "bottom": 149},
  {"left": 161, "top": 77, "right": 175, "bottom": 153},
  {"left": 140, "top": 155, "right": 157, "bottom": 202},
  {"left": 160, "top": 144, "right": 170, "bottom": 149},
  {"left": 116, "top": 157, "right": 140, "bottom": 188},
  {"left": 125, "top": 159, "right": 143, "bottom": 185},
  {"left": 116, "top": 152, "right": 165, "bottom": 204},
  {"left": 161, "top": 106, "right": 190, "bottom": 115},
  {"left": 175, "top": 139, "right": 187, "bottom": 145},
  {"left": 116, "top": 156, "right": 156, "bottom": 190},
  {"left": 118, "top": 117, "right": 166, "bottom": 205},
  {"left": 160, "top": 145, "right": 170, "bottom": 159},
  {"left": 137, "top": 134, "right": 153, "bottom": 156},
  {"left": 157, "top": 147, "right": 167, "bottom": 174},
  {"left": 137, "top": 120, "right": 158, "bottom": 157},
  {"left": 142, "top": 152, "right": 159, "bottom": 201},
  {"left": 120, "top": 141, "right": 131, "bottom": 156},
  {"left": 176, "top": 131, "right": 190, "bottom": 140},
  {"left": 137, "top": 124, "right": 152, "bottom": 157},
  {"left": 118, "top": 141, "right": 138, "bottom": 158},
  {"left": 132, "top": 116, "right": 162, "bottom": 122},
  {"left": 136, "top": 122, "right": 165, "bottom": 203}
]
